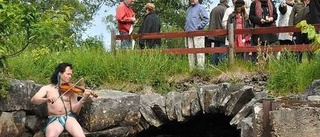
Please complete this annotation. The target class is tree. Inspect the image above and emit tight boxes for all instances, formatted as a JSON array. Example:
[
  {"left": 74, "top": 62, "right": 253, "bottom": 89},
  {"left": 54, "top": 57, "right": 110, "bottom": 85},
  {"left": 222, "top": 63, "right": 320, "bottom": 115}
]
[
  {"left": 0, "top": 0, "right": 106, "bottom": 72},
  {"left": 0, "top": 0, "right": 71, "bottom": 61}
]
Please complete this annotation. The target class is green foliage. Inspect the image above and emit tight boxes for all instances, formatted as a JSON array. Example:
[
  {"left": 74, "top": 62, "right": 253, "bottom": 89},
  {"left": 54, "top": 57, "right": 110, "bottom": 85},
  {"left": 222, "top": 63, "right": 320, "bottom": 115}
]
[
  {"left": 296, "top": 20, "right": 320, "bottom": 53},
  {"left": 161, "top": 26, "right": 185, "bottom": 48},
  {"left": 0, "top": 0, "right": 73, "bottom": 72},
  {"left": 0, "top": 0, "right": 106, "bottom": 73},
  {"left": 6, "top": 48, "right": 191, "bottom": 93},
  {"left": 78, "top": 36, "right": 105, "bottom": 50},
  {"left": 267, "top": 52, "right": 320, "bottom": 96},
  {"left": 266, "top": 21, "right": 320, "bottom": 96},
  {"left": 267, "top": 52, "right": 301, "bottom": 95},
  {"left": 0, "top": 75, "right": 10, "bottom": 100},
  {"left": 150, "top": 76, "right": 172, "bottom": 94}
]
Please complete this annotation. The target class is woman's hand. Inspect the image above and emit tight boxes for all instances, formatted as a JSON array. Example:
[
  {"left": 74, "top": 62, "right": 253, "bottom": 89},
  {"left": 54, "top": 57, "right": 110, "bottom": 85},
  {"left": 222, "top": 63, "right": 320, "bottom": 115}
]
[{"left": 268, "top": 17, "right": 274, "bottom": 22}]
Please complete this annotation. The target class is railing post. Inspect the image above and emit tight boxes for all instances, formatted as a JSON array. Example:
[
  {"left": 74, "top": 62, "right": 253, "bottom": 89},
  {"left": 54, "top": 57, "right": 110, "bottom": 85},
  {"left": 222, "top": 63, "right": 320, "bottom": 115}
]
[
  {"left": 111, "top": 29, "right": 116, "bottom": 56},
  {"left": 228, "top": 23, "right": 234, "bottom": 65},
  {"left": 262, "top": 100, "right": 273, "bottom": 137}
]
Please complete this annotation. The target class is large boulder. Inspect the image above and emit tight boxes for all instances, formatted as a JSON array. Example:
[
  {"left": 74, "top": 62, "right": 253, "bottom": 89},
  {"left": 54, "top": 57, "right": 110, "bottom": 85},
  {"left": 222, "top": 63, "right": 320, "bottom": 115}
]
[
  {"left": 0, "top": 79, "right": 41, "bottom": 111},
  {"left": 270, "top": 106, "right": 320, "bottom": 137},
  {"left": 0, "top": 111, "right": 26, "bottom": 136},
  {"left": 79, "top": 90, "right": 141, "bottom": 134}
]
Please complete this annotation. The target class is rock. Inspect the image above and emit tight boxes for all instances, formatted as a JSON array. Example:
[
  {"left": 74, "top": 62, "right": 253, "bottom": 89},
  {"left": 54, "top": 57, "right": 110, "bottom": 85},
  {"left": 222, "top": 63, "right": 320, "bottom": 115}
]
[
  {"left": 181, "top": 89, "right": 201, "bottom": 117},
  {"left": 0, "top": 112, "right": 25, "bottom": 136},
  {"left": 307, "top": 95, "right": 320, "bottom": 101},
  {"left": 230, "top": 98, "right": 257, "bottom": 126},
  {"left": 225, "top": 86, "right": 255, "bottom": 116},
  {"left": 79, "top": 90, "right": 140, "bottom": 134},
  {"left": 165, "top": 91, "right": 184, "bottom": 121},
  {"left": 139, "top": 93, "right": 166, "bottom": 127},
  {"left": 270, "top": 107, "right": 320, "bottom": 137},
  {"left": 197, "top": 84, "right": 219, "bottom": 114},
  {"left": 240, "top": 116, "right": 253, "bottom": 137},
  {"left": 252, "top": 103, "right": 263, "bottom": 137},
  {"left": 33, "top": 131, "right": 45, "bottom": 137},
  {"left": 0, "top": 79, "right": 41, "bottom": 111},
  {"left": 305, "top": 79, "right": 320, "bottom": 96}
]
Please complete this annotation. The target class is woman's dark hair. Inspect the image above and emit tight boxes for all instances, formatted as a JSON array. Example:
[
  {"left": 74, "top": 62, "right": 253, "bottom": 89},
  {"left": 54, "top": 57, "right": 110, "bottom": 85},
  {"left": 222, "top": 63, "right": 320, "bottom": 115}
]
[
  {"left": 50, "top": 62, "right": 73, "bottom": 85},
  {"left": 234, "top": 4, "right": 246, "bottom": 15}
]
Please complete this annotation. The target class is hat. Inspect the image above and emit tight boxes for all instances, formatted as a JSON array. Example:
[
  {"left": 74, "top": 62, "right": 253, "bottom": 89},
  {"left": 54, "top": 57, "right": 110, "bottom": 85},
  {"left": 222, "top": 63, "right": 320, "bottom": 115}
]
[
  {"left": 235, "top": 0, "right": 245, "bottom": 7},
  {"left": 144, "top": 3, "right": 155, "bottom": 11}
]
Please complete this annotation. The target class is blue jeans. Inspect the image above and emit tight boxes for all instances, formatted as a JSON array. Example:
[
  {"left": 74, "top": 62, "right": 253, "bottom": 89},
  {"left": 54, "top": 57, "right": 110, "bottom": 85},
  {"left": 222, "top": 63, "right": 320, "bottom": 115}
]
[
  {"left": 119, "top": 31, "right": 132, "bottom": 49},
  {"left": 212, "top": 41, "right": 227, "bottom": 66}
]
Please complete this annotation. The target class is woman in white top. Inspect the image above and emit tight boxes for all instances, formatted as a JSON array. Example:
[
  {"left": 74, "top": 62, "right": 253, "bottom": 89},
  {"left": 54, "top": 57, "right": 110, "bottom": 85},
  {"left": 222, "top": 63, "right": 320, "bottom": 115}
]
[{"left": 278, "top": 0, "right": 295, "bottom": 45}]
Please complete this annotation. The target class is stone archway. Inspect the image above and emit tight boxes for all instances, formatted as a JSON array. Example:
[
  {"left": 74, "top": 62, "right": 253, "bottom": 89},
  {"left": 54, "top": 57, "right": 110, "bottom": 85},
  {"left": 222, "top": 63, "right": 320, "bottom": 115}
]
[
  {"left": 134, "top": 83, "right": 256, "bottom": 137},
  {"left": 78, "top": 82, "right": 257, "bottom": 137}
]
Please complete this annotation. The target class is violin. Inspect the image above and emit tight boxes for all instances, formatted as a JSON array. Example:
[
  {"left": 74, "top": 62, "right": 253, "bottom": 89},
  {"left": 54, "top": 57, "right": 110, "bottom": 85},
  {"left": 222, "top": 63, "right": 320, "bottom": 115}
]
[
  {"left": 59, "top": 83, "right": 98, "bottom": 98},
  {"left": 51, "top": 78, "right": 98, "bottom": 104}
]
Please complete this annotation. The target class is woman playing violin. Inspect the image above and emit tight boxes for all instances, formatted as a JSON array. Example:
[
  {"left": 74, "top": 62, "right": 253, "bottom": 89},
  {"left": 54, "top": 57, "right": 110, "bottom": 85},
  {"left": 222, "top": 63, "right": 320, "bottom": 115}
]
[{"left": 30, "top": 62, "right": 93, "bottom": 137}]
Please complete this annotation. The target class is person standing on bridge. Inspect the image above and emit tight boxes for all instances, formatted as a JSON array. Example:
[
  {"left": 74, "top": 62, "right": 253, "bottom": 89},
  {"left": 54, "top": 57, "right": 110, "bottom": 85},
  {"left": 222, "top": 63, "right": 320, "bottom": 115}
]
[
  {"left": 289, "top": 0, "right": 312, "bottom": 62},
  {"left": 209, "top": 0, "right": 229, "bottom": 66},
  {"left": 184, "top": 0, "right": 209, "bottom": 69},
  {"left": 249, "top": 0, "right": 278, "bottom": 63},
  {"left": 309, "top": 0, "right": 320, "bottom": 26},
  {"left": 138, "top": 3, "right": 161, "bottom": 49},
  {"left": 227, "top": 0, "right": 252, "bottom": 60},
  {"left": 278, "top": 0, "right": 295, "bottom": 46},
  {"left": 222, "top": 0, "right": 236, "bottom": 30},
  {"left": 116, "top": 0, "right": 136, "bottom": 49},
  {"left": 222, "top": 0, "right": 236, "bottom": 48}
]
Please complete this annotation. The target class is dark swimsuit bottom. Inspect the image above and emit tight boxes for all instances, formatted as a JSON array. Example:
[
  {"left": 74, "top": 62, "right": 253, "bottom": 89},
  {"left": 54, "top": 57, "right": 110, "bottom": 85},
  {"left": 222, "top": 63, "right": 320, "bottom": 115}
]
[{"left": 45, "top": 112, "right": 76, "bottom": 131}]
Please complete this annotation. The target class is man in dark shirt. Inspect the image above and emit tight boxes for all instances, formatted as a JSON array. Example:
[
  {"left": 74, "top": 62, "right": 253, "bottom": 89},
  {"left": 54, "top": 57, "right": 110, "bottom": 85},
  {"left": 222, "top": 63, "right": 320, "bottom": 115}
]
[
  {"left": 138, "top": 3, "right": 161, "bottom": 49},
  {"left": 309, "top": 0, "right": 320, "bottom": 25},
  {"left": 209, "top": 0, "right": 229, "bottom": 66}
]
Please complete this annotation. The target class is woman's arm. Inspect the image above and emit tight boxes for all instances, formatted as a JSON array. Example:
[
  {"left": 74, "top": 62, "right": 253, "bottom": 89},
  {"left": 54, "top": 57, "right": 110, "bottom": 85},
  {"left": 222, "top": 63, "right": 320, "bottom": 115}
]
[
  {"left": 249, "top": 2, "right": 262, "bottom": 26},
  {"left": 288, "top": 5, "right": 296, "bottom": 26}
]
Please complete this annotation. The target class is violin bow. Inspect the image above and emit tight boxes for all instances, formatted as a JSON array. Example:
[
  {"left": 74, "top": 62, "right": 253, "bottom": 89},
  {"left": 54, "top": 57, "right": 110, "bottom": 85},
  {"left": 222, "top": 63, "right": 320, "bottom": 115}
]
[{"left": 52, "top": 77, "right": 84, "bottom": 103}]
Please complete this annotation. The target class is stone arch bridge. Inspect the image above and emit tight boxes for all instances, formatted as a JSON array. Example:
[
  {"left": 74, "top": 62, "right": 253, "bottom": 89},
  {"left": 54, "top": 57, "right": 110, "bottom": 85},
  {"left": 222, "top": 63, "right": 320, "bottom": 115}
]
[{"left": 1, "top": 79, "right": 320, "bottom": 137}]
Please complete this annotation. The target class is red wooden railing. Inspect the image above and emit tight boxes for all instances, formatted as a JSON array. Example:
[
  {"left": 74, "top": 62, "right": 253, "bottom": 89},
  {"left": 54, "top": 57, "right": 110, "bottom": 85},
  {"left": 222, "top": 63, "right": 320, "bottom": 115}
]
[{"left": 112, "top": 24, "right": 320, "bottom": 54}]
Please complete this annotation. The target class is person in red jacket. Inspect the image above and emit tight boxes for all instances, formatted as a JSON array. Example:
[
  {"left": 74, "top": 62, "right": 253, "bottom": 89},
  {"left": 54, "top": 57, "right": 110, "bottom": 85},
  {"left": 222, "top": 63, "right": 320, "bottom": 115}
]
[{"left": 116, "top": 0, "right": 136, "bottom": 49}]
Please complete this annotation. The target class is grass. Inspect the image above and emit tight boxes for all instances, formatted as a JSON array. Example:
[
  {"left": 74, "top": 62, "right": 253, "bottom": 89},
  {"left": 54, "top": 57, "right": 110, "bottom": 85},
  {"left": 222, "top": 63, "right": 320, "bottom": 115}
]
[
  {"left": 6, "top": 48, "right": 197, "bottom": 94},
  {"left": 267, "top": 51, "right": 320, "bottom": 96},
  {"left": 5, "top": 47, "right": 320, "bottom": 97}
]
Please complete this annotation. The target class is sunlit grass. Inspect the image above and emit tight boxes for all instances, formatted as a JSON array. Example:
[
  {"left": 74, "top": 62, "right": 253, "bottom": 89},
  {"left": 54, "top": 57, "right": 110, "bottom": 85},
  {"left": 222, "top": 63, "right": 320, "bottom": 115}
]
[
  {"left": 267, "top": 51, "right": 320, "bottom": 96},
  {"left": 6, "top": 47, "right": 320, "bottom": 96}
]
